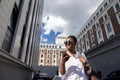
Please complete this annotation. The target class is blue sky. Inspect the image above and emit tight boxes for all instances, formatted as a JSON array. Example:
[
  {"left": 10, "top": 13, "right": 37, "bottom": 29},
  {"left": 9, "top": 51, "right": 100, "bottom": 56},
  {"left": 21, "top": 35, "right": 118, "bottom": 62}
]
[
  {"left": 40, "top": 0, "right": 104, "bottom": 44},
  {"left": 41, "top": 24, "right": 61, "bottom": 44},
  {"left": 41, "top": 20, "right": 61, "bottom": 44},
  {"left": 40, "top": 15, "right": 69, "bottom": 44}
]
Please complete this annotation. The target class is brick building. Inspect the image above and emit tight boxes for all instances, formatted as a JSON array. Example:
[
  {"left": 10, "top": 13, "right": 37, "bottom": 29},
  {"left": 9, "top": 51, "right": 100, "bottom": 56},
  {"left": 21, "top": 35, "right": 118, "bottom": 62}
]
[
  {"left": 76, "top": 0, "right": 120, "bottom": 79},
  {"left": 77, "top": 0, "right": 120, "bottom": 52}
]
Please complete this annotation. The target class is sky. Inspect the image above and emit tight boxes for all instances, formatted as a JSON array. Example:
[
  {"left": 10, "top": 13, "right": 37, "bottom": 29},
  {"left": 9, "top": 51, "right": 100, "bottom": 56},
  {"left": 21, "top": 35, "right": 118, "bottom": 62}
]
[{"left": 41, "top": 0, "right": 104, "bottom": 44}]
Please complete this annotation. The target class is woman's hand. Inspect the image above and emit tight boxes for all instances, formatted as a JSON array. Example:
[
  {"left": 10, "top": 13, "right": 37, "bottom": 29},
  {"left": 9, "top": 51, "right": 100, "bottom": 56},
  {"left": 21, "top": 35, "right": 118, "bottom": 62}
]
[
  {"left": 80, "top": 55, "right": 90, "bottom": 71},
  {"left": 79, "top": 55, "right": 88, "bottom": 65},
  {"left": 60, "top": 51, "right": 70, "bottom": 75},
  {"left": 62, "top": 51, "right": 70, "bottom": 63}
]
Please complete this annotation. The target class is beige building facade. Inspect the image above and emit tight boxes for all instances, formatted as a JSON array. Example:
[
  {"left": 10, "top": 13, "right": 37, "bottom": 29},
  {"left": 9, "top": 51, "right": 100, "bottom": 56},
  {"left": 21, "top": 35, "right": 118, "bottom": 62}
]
[{"left": 38, "top": 43, "right": 63, "bottom": 66}]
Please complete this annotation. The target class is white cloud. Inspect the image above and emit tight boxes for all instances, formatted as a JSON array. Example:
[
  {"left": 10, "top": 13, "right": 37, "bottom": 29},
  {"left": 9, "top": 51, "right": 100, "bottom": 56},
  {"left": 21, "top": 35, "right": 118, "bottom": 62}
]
[
  {"left": 40, "top": 35, "right": 48, "bottom": 43},
  {"left": 42, "top": 15, "right": 68, "bottom": 35},
  {"left": 42, "top": 0, "right": 104, "bottom": 43}
]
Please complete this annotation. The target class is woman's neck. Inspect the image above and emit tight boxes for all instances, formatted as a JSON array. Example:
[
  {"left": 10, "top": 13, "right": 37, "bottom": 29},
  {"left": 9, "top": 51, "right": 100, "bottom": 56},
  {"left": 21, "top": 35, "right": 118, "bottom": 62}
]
[{"left": 68, "top": 49, "right": 76, "bottom": 54}]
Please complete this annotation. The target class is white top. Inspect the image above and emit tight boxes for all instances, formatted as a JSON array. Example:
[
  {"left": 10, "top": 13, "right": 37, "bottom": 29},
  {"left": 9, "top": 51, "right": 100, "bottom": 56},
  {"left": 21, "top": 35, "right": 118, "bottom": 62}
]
[{"left": 60, "top": 51, "right": 89, "bottom": 80}]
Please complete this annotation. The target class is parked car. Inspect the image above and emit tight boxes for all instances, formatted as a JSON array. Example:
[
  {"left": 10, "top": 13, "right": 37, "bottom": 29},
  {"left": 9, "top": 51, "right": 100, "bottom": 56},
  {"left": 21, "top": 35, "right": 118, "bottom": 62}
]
[{"left": 102, "top": 70, "right": 120, "bottom": 80}]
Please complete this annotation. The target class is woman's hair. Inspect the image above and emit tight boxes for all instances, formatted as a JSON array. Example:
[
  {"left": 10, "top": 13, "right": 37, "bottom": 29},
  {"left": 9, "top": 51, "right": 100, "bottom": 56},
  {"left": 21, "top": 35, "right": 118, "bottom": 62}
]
[{"left": 67, "top": 35, "right": 77, "bottom": 43}]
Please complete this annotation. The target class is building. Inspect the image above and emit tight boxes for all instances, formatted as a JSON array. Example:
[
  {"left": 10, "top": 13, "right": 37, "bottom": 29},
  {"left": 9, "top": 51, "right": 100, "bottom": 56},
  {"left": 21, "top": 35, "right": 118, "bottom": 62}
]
[
  {"left": 0, "top": 0, "right": 44, "bottom": 80},
  {"left": 76, "top": 0, "right": 120, "bottom": 79},
  {"left": 56, "top": 37, "right": 66, "bottom": 44},
  {"left": 36, "top": 37, "right": 66, "bottom": 79},
  {"left": 38, "top": 43, "right": 63, "bottom": 66},
  {"left": 38, "top": 36, "right": 66, "bottom": 66},
  {"left": 77, "top": 0, "right": 120, "bottom": 52},
  {"left": 37, "top": 43, "right": 64, "bottom": 79}
]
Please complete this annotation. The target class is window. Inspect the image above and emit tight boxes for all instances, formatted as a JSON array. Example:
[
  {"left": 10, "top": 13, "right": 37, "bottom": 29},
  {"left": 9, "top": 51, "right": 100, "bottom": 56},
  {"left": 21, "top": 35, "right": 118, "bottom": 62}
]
[
  {"left": 96, "top": 12, "right": 99, "bottom": 17},
  {"left": 53, "top": 60, "right": 55, "bottom": 63},
  {"left": 2, "top": 27, "right": 13, "bottom": 52},
  {"left": 47, "top": 60, "right": 50, "bottom": 63},
  {"left": 47, "top": 50, "right": 49, "bottom": 53},
  {"left": 48, "top": 53, "right": 50, "bottom": 58},
  {"left": 93, "top": 16, "right": 96, "bottom": 21},
  {"left": 41, "top": 45, "right": 42, "bottom": 48},
  {"left": 98, "top": 30, "right": 102, "bottom": 39},
  {"left": 82, "top": 44, "right": 84, "bottom": 49},
  {"left": 54, "top": 50, "right": 55, "bottom": 53},
  {"left": 41, "top": 60, "right": 43, "bottom": 63},
  {"left": 88, "top": 23, "right": 90, "bottom": 26},
  {"left": 48, "top": 55, "right": 50, "bottom": 58},
  {"left": 54, "top": 55, "right": 56, "bottom": 58},
  {"left": 100, "top": 7, "right": 103, "bottom": 13},
  {"left": 42, "top": 50, "right": 44, "bottom": 53},
  {"left": 84, "top": 28, "right": 86, "bottom": 31},
  {"left": 52, "top": 46, "right": 54, "bottom": 48},
  {"left": 96, "top": 22, "right": 100, "bottom": 28},
  {"left": 90, "top": 29, "right": 93, "bottom": 35},
  {"left": 55, "top": 46, "right": 57, "bottom": 48},
  {"left": 41, "top": 54, "right": 43, "bottom": 58},
  {"left": 104, "top": 2, "right": 108, "bottom": 8},
  {"left": 86, "top": 41, "right": 89, "bottom": 46},
  {"left": 106, "top": 22, "right": 112, "bottom": 33},
  {"left": 90, "top": 20, "right": 93, "bottom": 24},
  {"left": 104, "top": 14, "right": 108, "bottom": 21},
  {"left": 115, "top": 2, "right": 120, "bottom": 12},
  {"left": 2, "top": 3, "right": 19, "bottom": 52},
  {"left": 116, "top": 13, "right": 120, "bottom": 24},
  {"left": 59, "top": 46, "right": 61, "bottom": 48},
  {"left": 91, "top": 36, "right": 95, "bottom": 43}
]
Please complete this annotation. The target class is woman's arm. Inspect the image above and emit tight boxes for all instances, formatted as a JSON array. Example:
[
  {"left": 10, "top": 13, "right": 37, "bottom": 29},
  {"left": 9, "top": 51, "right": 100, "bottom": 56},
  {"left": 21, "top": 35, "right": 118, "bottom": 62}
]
[
  {"left": 79, "top": 52, "right": 91, "bottom": 74},
  {"left": 59, "top": 60, "right": 66, "bottom": 75},
  {"left": 59, "top": 51, "right": 70, "bottom": 75}
]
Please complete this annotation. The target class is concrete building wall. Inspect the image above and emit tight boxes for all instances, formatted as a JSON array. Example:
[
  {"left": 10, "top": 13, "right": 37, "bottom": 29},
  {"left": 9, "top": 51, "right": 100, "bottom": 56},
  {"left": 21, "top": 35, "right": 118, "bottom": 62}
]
[
  {"left": 0, "top": 0, "right": 15, "bottom": 48},
  {"left": 10, "top": 0, "right": 30, "bottom": 59},
  {"left": 0, "top": 49, "right": 33, "bottom": 80},
  {"left": 0, "top": 0, "right": 44, "bottom": 80},
  {"left": 20, "top": 0, "right": 35, "bottom": 63},
  {"left": 86, "top": 34, "right": 120, "bottom": 79}
]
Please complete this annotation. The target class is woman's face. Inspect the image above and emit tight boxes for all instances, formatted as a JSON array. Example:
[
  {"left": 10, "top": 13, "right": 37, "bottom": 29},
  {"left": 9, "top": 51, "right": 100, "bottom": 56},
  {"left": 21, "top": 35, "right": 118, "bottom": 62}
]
[{"left": 64, "top": 37, "right": 76, "bottom": 50}]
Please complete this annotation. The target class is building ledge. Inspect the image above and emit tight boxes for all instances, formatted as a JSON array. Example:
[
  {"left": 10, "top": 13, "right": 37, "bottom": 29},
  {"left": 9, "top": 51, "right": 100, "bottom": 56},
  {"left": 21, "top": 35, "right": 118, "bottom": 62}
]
[
  {"left": 0, "top": 48, "right": 33, "bottom": 71},
  {"left": 85, "top": 33, "right": 120, "bottom": 58}
]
